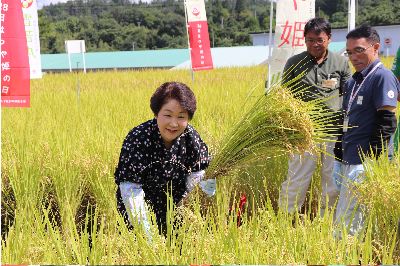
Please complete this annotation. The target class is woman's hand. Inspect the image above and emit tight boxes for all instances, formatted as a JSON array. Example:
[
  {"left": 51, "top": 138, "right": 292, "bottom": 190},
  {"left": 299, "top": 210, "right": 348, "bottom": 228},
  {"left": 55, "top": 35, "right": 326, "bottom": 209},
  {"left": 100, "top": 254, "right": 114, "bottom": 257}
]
[
  {"left": 199, "top": 179, "right": 216, "bottom": 196},
  {"left": 186, "top": 170, "right": 205, "bottom": 192}
]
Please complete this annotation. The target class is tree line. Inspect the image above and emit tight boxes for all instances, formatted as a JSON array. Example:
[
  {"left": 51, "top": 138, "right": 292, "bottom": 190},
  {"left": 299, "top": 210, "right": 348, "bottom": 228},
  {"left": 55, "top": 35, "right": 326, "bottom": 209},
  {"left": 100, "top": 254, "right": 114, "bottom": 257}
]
[{"left": 38, "top": 0, "right": 400, "bottom": 53}]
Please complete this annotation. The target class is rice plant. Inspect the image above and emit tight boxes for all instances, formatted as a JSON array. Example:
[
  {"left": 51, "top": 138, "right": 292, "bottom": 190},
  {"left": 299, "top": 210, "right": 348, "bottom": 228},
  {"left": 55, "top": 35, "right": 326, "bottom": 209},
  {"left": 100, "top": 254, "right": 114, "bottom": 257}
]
[
  {"left": 205, "top": 82, "right": 337, "bottom": 180},
  {"left": 355, "top": 153, "right": 400, "bottom": 262},
  {"left": 1, "top": 65, "right": 399, "bottom": 264}
]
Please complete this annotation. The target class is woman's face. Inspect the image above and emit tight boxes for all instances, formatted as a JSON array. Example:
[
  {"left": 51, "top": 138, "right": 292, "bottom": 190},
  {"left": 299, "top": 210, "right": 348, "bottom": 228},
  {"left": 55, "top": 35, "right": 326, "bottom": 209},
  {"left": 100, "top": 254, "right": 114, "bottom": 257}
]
[{"left": 156, "top": 98, "right": 189, "bottom": 149}]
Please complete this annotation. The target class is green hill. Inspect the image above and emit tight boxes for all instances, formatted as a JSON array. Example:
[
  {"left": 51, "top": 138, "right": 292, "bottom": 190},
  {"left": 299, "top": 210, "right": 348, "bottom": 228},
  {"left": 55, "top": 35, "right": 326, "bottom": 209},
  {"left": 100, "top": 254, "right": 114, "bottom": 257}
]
[{"left": 38, "top": 0, "right": 400, "bottom": 53}]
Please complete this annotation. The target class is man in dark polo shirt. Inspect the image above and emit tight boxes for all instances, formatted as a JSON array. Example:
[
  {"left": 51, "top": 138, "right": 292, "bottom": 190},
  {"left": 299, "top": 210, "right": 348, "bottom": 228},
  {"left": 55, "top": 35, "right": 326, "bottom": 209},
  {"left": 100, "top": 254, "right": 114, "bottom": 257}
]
[
  {"left": 279, "top": 18, "right": 351, "bottom": 216},
  {"left": 335, "top": 25, "right": 399, "bottom": 236},
  {"left": 392, "top": 46, "right": 400, "bottom": 154}
]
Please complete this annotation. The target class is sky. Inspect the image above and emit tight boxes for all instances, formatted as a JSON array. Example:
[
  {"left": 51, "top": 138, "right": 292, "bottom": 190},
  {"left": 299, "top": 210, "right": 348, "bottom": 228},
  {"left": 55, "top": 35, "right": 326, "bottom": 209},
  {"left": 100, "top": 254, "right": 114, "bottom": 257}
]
[
  {"left": 37, "top": 0, "right": 70, "bottom": 9},
  {"left": 36, "top": 0, "right": 152, "bottom": 9}
]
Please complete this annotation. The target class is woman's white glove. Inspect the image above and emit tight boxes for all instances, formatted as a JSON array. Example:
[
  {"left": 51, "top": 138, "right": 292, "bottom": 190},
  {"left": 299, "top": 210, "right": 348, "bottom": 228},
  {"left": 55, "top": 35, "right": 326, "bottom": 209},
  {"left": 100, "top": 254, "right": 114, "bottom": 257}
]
[
  {"left": 185, "top": 170, "right": 216, "bottom": 197},
  {"left": 119, "top": 181, "right": 151, "bottom": 240},
  {"left": 186, "top": 170, "right": 205, "bottom": 192},
  {"left": 199, "top": 178, "right": 217, "bottom": 197}
]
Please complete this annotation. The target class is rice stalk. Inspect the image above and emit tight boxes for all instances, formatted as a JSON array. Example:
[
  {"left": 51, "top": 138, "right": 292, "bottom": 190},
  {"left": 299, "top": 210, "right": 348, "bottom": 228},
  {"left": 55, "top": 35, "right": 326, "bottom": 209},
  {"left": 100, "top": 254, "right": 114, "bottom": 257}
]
[
  {"left": 358, "top": 155, "right": 400, "bottom": 219},
  {"left": 355, "top": 153, "right": 400, "bottom": 259},
  {"left": 3, "top": 67, "right": 398, "bottom": 264},
  {"left": 205, "top": 82, "right": 337, "bottom": 180}
]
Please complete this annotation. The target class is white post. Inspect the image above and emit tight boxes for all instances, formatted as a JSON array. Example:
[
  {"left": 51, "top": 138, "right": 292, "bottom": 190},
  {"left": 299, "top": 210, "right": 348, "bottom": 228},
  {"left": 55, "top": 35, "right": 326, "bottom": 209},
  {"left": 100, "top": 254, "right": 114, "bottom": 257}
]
[
  {"left": 68, "top": 53, "right": 72, "bottom": 72},
  {"left": 266, "top": 0, "right": 274, "bottom": 92},
  {"left": 81, "top": 41, "right": 86, "bottom": 73},
  {"left": 82, "top": 53, "right": 86, "bottom": 73},
  {"left": 66, "top": 41, "right": 72, "bottom": 72},
  {"left": 348, "top": 0, "right": 356, "bottom": 32}
]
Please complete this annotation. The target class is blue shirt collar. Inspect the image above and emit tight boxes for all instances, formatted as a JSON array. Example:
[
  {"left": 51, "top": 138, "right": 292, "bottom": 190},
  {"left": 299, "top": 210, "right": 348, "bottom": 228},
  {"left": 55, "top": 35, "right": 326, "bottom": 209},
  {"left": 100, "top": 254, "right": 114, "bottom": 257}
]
[{"left": 352, "top": 59, "right": 381, "bottom": 83}]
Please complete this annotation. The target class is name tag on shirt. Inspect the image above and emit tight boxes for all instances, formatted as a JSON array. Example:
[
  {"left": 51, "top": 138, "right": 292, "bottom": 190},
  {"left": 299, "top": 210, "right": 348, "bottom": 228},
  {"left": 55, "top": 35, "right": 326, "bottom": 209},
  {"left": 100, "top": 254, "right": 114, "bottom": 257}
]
[
  {"left": 321, "top": 78, "right": 338, "bottom": 89},
  {"left": 357, "top": 96, "right": 363, "bottom": 105}
]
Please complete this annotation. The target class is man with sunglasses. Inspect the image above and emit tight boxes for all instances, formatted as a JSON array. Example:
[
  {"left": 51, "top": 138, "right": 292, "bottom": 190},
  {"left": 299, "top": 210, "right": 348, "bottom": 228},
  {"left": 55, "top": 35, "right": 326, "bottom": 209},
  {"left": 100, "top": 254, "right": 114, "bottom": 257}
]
[
  {"left": 334, "top": 25, "right": 399, "bottom": 236},
  {"left": 279, "top": 18, "right": 351, "bottom": 217}
]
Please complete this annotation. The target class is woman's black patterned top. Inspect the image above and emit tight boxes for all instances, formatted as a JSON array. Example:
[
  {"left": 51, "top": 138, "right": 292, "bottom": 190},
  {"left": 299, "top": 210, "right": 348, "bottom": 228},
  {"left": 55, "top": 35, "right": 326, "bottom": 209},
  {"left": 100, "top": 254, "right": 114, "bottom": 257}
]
[{"left": 114, "top": 118, "right": 210, "bottom": 231}]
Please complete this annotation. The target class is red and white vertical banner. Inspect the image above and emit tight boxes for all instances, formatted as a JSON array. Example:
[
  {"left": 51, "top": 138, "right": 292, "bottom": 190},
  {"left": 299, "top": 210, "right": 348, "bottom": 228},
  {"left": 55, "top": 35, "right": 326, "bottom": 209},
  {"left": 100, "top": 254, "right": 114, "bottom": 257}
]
[
  {"left": 185, "top": 0, "right": 213, "bottom": 71},
  {"left": 22, "top": 0, "right": 42, "bottom": 79},
  {"left": 268, "top": 0, "right": 315, "bottom": 83},
  {"left": 1, "top": 0, "right": 31, "bottom": 107}
]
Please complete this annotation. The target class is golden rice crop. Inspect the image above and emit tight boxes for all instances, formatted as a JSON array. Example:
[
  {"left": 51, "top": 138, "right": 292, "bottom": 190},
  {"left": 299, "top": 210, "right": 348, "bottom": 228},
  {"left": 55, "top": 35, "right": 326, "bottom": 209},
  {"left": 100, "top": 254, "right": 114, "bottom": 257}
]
[
  {"left": 1, "top": 65, "right": 399, "bottom": 264},
  {"left": 205, "top": 81, "right": 337, "bottom": 180},
  {"left": 356, "top": 155, "right": 400, "bottom": 231}
]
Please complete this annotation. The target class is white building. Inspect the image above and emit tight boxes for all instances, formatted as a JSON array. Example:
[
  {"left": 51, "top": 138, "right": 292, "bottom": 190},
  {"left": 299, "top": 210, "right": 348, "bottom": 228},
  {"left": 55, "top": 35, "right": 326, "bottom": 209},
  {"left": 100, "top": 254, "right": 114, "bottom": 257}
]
[{"left": 250, "top": 24, "right": 400, "bottom": 56}]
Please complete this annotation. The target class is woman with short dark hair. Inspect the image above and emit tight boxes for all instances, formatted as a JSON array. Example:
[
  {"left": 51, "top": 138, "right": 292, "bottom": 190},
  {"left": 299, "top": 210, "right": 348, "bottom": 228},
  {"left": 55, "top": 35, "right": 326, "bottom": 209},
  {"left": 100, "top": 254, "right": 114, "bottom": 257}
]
[
  {"left": 114, "top": 81, "right": 215, "bottom": 237},
  {"left": 150, "top": 82, "right": 197, "bottom": 120}
]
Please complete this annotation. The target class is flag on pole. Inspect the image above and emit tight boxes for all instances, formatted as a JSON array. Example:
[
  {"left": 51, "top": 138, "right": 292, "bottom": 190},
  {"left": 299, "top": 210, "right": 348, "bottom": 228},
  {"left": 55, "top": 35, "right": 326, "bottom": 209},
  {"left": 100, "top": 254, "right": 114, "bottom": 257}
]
[
  {"left": 268, "top": 0, "right": 315, "bottom": 84},
  {"left": 185, "top": 0, "right": 213, "bottom": 71},
  {"left": 22, "top": 0, "right": 42, "bottom": 79},
  {"left": 1, "top": 0, "right": 31, "bottom": 108}
]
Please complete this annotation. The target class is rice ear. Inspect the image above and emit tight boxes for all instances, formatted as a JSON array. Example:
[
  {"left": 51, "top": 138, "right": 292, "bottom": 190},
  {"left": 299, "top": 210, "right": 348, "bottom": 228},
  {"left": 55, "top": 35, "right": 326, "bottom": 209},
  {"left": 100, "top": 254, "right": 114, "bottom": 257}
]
[{"left": 204, "top": 80, "right": 338, "bottom": 180}]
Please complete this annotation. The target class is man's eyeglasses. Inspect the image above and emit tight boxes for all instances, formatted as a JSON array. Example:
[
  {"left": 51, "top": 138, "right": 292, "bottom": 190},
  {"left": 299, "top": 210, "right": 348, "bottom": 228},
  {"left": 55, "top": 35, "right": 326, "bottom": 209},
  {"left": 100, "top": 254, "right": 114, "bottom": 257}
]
[
  {"left": 344, "top": 44, "right": 374, "bottom": 57},
  {"left": 305, "top": 38, "right": 326, "bottom": 45}
]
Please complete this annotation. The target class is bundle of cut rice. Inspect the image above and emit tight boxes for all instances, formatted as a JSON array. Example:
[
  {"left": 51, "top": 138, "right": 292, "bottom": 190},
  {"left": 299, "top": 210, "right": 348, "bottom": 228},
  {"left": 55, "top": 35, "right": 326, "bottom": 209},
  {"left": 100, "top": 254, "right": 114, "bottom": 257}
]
[{"left": 204, "top": 83, "right": 338, "bottom": 180}]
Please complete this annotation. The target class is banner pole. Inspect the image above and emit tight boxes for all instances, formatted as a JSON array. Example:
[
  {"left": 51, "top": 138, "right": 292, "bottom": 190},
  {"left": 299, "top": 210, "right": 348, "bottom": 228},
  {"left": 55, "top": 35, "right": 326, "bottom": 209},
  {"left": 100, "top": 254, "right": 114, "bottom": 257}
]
[
  {"left": 184, "top": 0, "right": 195, "bottom": 81},
  {"left": 348, "top": 0, "right": 356, "bottom": 32},
  {"left": 266, "top": 0, "right": 274, "bottom": 93}
]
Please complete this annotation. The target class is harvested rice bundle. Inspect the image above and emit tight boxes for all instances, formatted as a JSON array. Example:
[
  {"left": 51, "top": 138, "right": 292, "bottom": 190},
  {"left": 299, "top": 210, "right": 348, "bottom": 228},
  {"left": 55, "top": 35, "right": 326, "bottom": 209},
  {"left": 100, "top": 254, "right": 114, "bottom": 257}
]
[{"left": 204, "top": 83, "right": 338, "bottom": 180}]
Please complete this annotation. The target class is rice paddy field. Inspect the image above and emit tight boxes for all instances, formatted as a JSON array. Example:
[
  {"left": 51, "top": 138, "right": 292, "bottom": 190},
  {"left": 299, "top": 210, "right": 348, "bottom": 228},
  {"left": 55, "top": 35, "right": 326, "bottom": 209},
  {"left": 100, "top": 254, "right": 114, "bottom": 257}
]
[{"left": 1, "top": 58, "right": 399, "bottom": 264}]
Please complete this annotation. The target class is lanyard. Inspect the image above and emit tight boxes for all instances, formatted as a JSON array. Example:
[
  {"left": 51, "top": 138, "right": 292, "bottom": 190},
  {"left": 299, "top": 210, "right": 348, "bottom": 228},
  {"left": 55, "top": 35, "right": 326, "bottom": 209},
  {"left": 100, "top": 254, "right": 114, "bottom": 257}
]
[{"left": 346, "top": 62, "right": 382, "bottom": 116}]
